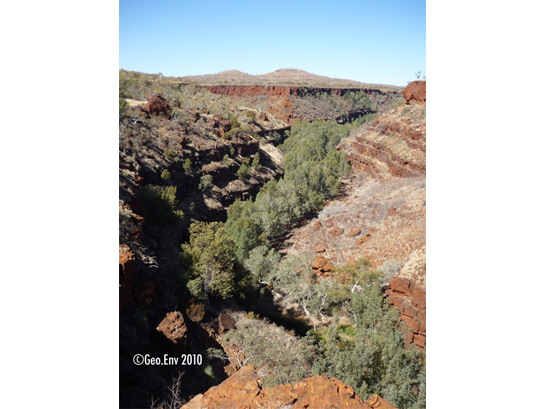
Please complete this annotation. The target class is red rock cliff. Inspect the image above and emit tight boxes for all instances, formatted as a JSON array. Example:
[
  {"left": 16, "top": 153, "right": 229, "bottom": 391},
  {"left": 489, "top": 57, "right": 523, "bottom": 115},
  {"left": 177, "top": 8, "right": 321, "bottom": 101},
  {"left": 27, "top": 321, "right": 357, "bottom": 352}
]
[{"left": 202, "top": 84, "right": 395, "bottom": 98}]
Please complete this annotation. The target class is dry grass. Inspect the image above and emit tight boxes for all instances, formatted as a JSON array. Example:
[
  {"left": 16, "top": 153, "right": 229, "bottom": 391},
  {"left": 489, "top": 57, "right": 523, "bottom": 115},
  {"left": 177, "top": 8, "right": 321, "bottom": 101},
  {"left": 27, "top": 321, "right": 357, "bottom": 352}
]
[{"left": 125, "top": 98, "right": 146, "bottom": 108}]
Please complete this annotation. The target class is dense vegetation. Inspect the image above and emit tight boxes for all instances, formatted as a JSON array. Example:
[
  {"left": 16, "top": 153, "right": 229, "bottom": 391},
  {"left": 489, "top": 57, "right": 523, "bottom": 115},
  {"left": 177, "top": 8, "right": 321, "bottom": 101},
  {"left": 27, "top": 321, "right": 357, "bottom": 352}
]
[
  {"left": 312, "top": 281, "right": 426, "bottom": 409},
  {"left": 217, "top": 270, "right": 426, "bottom": 408},
  {"left": 225, "top": 116, "right": 374, "bottom": 242},
  {"left": 174, "top": 113, "right": 379, "bottom": 303},
  {"left": 180, "top": 221, "right": 255, "bottom": 300},
  {"left": 217, "top": 312, "right": 317, "bottom": 387},
  {"left": 292, "top": 88, "right": 377, "bottom": 120}
]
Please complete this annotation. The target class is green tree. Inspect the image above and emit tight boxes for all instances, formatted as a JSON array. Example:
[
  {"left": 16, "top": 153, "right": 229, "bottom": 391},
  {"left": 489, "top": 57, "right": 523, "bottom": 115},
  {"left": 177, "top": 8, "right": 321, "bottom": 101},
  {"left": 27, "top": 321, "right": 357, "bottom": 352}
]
[
  {"left": 243, "top": 246, "right": 280, "bottom": 285},
  {"left": 237, "top": 159, "right": 252, "bottom": 181},
  {"left": 224, "top": 216, "right": 263, "bottom": 263},
  {"left": 199, "top": 174, "right": 213, "bottom": 191},
  {"left": 181, "top": 221, "right": 238, "bottom": 299},
  {"left": 267, "top": 253, "right": 321, "bottom": 319}
]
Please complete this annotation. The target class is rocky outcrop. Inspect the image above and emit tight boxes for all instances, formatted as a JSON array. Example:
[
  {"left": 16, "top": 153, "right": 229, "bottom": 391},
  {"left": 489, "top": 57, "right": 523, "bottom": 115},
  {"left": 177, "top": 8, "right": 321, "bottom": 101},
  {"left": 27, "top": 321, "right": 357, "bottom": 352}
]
[
  {"left": 403, "top": 81, "right": 426, "bottom": 105},
  {"left": 211, "top": 313, "right": 235, "bottom": 334},
  {"left": 311, "top": 255, "right": 334, "bottom": 277},
  {"left": 235, "top": 133, "right": 259, "bottom": 156},
  {"left": 341, "top": 103, "right": 426, "bottom": 180},
  {"left": 182, "top": 364, "right": 398, "bottom": 409},
  {"left": 146, "top": 94, "right": 171, "bottom": 117},
  {"left": 156, "top": 311, "right": 188, "bottom": 353},
  {"left": 384, "top": 247, "right": 426, "bottom": 349}
]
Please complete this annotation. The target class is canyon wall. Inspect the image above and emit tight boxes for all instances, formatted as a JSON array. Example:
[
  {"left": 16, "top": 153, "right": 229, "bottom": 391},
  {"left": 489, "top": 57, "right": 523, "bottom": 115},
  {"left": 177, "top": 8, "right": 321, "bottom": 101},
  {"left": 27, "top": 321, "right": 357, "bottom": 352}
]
[
  {"left": 202, "top": 84, "right": 399, "bottom": 98},
  {"left": 201, "top": 85, "right": 401, "bottom": 124}
]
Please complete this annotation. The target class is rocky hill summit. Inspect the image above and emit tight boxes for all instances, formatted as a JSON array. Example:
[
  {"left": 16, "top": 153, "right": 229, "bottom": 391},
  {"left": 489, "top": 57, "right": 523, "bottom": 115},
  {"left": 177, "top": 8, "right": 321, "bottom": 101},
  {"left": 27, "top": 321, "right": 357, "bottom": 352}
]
[
  {"left": 182, "top": 364, "right": 398, "bottom": 409},
  {"left": 185, "top": 68, "right": 403, "bottom": 90}
]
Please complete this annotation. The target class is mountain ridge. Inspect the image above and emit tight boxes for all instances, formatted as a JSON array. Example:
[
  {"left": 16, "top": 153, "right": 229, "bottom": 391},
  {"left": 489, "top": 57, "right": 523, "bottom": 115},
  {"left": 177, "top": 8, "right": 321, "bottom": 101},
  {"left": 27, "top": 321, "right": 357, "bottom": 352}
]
[{"left": 183, "top": 68, "right": 402, "bottom": 91}]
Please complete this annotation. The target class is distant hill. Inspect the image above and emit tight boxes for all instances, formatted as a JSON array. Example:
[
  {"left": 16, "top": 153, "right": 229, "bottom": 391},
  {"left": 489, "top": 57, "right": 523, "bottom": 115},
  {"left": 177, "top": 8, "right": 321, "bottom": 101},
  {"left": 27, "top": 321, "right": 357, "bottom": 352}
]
[
  {"left": 184, "top": 68, "right": 402, "bottom": 91},
  {"left": 184, "top": 69, "right": 255, "bottom": 84}
]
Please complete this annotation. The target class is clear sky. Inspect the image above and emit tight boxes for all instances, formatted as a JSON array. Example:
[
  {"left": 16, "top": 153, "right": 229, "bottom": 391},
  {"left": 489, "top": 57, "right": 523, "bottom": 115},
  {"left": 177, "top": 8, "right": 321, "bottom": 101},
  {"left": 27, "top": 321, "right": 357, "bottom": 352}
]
[{"left": 120, "top": 0, "right": 425, "bottom": 86}]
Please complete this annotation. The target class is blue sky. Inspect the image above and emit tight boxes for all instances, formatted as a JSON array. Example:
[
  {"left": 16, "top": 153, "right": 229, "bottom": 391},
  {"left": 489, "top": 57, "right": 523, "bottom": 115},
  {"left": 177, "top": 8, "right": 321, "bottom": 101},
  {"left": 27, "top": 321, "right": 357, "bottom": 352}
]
[{"left": 120, "top": 0, "right": 425, "bottom": 86}]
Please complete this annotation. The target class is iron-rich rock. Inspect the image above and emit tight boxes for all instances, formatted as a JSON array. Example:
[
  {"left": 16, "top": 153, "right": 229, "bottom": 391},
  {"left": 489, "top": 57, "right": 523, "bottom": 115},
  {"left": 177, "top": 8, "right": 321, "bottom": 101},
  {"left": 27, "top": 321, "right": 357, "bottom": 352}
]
[
  {"left": 146, "top": 95, "right": 171, "bottom": 117},
  {"left": 403, "top": 81, "right": 426, "bottom": 105},
  {"left": 181, "top": 364, "right": 398, "bottom": 409}
]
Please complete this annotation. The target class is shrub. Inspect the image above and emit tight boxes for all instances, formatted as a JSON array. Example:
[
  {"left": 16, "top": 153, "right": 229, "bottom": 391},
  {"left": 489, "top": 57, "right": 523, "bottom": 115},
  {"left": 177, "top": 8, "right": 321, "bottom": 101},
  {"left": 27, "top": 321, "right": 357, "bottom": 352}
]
[
  {"left": 165, "top": 148, "right": 175, "bottom": 162},
  {"left": 140, "top": 185, "right": 184, "bottom": 232},
  {"left": 161, "top": 169, "right": 172, "bottom": 181},
  {"left": 273, "top": 132, "right": 282, "bottom": 144},
  {"left": 237, "top": 159, "right": 251, "bottom": 181},
  {"left": 119, "top": 97, "right": 128, "bottom": 119},
  {"left": 183, "top": 158, "right": 192, "bottom": 173},
  {"left": 377, "top": 259, "right": 402, "bottom": 286},
  {"left": 242, "top": 110, "right": 256, "bottom": 123},
  {"left": 199, "top": 174, "right": 213, "bottom": 191},
  {"left": 203, "top": 364, "right": 220, "bottom": 388},
  {"left": 229, "top": 115, "right": 240, "bottom": 129},
  {"left": 224, "top": 128, "right": 242, "bottom": 141},
  {"left": 252, "top": 152, "right": 261, "bottom": 171},
  {"left": 230, "top": 147, "right": 236, "bottom": 157},
  {"left": 185, "top": 298, "right": 205, "bottom": 323},
  {"left": 223, "top": 313, "right": 316, "bottom": 387},
  {"left": 312, "top": 281, "right": 426, "bottom": 409}
]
